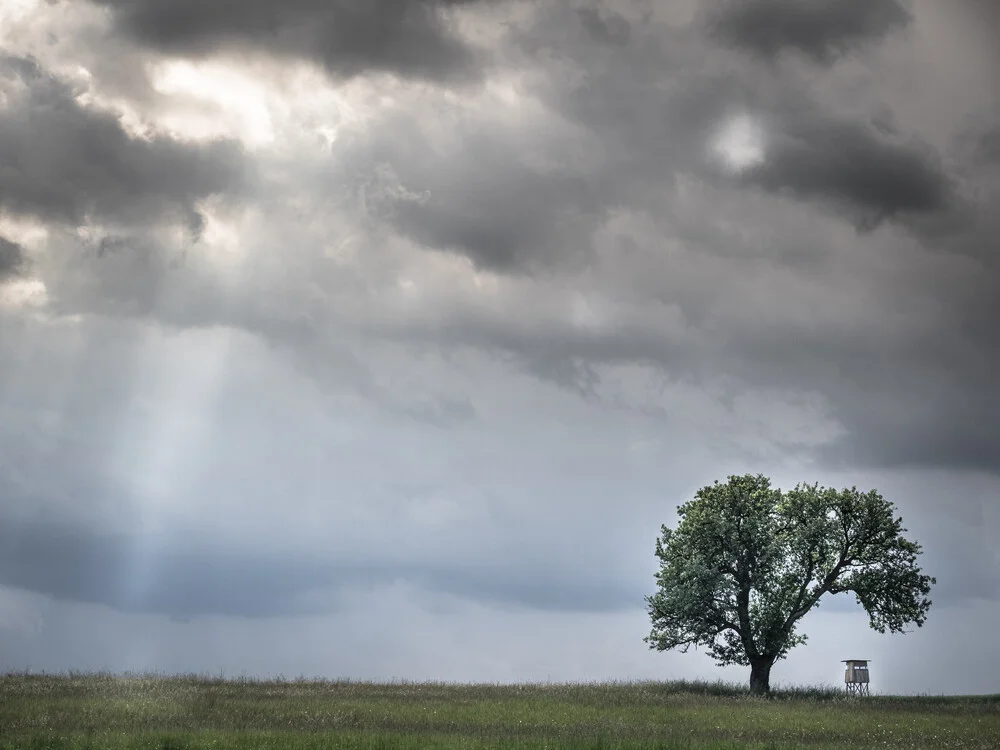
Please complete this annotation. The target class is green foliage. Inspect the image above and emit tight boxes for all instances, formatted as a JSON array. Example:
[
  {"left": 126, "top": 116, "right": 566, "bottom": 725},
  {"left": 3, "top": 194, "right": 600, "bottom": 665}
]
[{"left": 645, "top": 475, "right": 935, "bottom": 690}]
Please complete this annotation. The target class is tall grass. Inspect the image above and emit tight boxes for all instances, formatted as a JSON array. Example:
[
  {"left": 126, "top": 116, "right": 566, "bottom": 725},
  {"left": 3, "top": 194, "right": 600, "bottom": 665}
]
[{"left": 1, "top": 671, "right": 997, "bottom": 749}]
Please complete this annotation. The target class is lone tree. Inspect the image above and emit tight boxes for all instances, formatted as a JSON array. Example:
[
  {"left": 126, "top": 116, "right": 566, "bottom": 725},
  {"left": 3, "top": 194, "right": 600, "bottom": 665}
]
[{"left": 645, "top": 474, "right": 934, "bottom": 694}]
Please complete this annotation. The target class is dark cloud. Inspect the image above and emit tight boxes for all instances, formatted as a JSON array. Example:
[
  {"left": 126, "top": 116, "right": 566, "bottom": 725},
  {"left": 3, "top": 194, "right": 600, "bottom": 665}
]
[
  {"left": 742, "top": 116, "right": 953, "bottom": 226},
  {"left": 509, "top": 6, "right": 949, "bottom": 235},
  {"left": 0, "top": 237, "right": 25, "bottom": 278},
  {"left": 329, "top": 108, "right": 610, "bottom": 273},
  {"left": 389, "top": 159, "right": 606, "bottom": 273},
  {"left": 90, "top": 0, "right": 487, "bottom": 82},
  {"left": 0, "top": 55, "right": 248, "bottom": 229},
  {"left": 374, "top": 3, "right": 991, "bottom": 477},
  {"left": 706, "top": 0, "right": 911, "bottom": 64},
  {"left": 960, "top": 115, "right": 1000, "bottom": 169},
  {"left": 717, "top": 308, "right": 1000, "bottom": 473},
  {"left": 576, "top": 7, "right": 632, "bottom": 47}
]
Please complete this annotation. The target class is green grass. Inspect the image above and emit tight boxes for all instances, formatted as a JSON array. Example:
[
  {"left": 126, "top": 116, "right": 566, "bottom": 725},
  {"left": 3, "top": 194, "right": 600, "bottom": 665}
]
[{"left": 1, "top": 672, "right": 997, "bottom": 749}]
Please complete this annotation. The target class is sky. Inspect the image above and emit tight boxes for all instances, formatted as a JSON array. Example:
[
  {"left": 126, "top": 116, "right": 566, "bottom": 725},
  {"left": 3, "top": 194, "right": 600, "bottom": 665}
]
[{"left": 0, "top": 0, "right": 998, "bottom": 696}]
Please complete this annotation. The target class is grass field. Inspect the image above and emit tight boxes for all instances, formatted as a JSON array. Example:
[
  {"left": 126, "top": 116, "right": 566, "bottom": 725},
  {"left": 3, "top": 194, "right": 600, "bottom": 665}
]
[{"left": 1, "top": 673, "right": 997, "bottom": 749}]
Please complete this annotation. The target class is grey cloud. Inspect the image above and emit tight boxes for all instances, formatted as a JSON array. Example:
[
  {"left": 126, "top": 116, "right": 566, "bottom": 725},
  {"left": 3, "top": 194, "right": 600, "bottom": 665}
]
[
  {"left": 45, "top": 233, "right": 185, "bottom": 319},
  {"left": 398, "top": 395, "right": 477, "bottom": 428},
  {"left": 978, "top": 129, "right": 1000, "bottom": 164},
  {"left": 577, "top": 7, "right": 632, "bottom": 47},
  {"left": 746, "top": 325, "right": 998, "bottom": 476},
  {"left": 315, "top": 4, "right": 942, "bottom": 285},
  {"left": 376, "top": 3, "right": 992, "bottom": 476},
  {"left": 331, "top": 120, "right": 609, "bottom": 273},
  {"left": 0, "top": 55, "right": 249, "bottom": 229},
  {"left": 6, "top": 588, "right": 1000, "bottom": 694},
  {"left": 742, "top": 116, "right": 952, "bottom": 227},
  {"left": 960, "top": 0, "right": 1000, "bottom": 49},
  {"left": 0, "top": 514, "right": 643, "bottom": 617},
  {"left": 0, "top": 237, "right": 25, "bottom": 278},
  {"left": 512, "top": 6, "right": 949, "bottom": 233},
  {"left": 324, "top": 9, "right": 734, "bottom": 274},
  {"left": 706, "top": 0, "right": 911, "bottom": 64},
  {"left": 3, "top": 0, "right": 1000, "bottom": 691},
  {"left": 0, "top": 516, "right": 332, "bottom": 618},
  {"left": 510, "top": 7, "right": 700, "bottom": 191},
  {"left": 377, "top": 216, "right": 999, "bottom": 476},
  {"left": 819, "top": 372, "right": 1000, "bottom": 474},
  {"left": 29, "top": 0, "right": 1000, "bottom": 492},
  {"left": 90, "top": 0, "right": 487, "bottom": 82},
  {"left": 390, "top": 165, "right": 606, "bottom": 274},
  {"left": 962, "top": 118, "right": 1000, "bottom": 167}
]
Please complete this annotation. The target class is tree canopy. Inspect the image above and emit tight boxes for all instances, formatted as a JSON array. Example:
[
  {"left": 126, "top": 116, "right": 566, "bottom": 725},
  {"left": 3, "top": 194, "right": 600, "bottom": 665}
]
[{"left": 645, "top": 474, "right": 935, "bottom": 694}]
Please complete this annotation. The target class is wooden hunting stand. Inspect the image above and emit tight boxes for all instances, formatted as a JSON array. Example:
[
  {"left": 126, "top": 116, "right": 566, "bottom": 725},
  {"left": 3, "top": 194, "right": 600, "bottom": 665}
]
[{"left": 843, "top": 660, "right": 870, "bottom": 696}]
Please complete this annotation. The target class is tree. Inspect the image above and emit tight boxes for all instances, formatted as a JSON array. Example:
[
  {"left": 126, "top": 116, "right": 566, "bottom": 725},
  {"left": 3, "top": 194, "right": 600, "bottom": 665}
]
[{"left": 644, "top": 474, "right": 935, "bottom": 695}]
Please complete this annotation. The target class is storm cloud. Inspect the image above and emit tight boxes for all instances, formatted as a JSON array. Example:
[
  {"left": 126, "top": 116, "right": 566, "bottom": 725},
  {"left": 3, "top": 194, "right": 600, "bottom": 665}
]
[
  {"left": 706, "top": 0, "right": 912, "bottom": 64},
  {"left": 0, "top": 55, "right": 248, "bottom": 230},
  {"left": 89, "top": 0, "right": 490, "bottom": 81},
  {"left": 741, "top": 115, "right": 952, "bottom": 225},
  {"left": 0, "top": 237, "right": 24, "bottom": 278},
  {"left": 0, "top": 0, "right": 998, "bottom": 694}
]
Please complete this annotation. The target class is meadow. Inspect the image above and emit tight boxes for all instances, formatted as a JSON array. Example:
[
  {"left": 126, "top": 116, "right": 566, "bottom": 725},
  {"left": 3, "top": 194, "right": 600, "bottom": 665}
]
[{"left": 1, "top": 672, "right": 997, "bottom": 749}]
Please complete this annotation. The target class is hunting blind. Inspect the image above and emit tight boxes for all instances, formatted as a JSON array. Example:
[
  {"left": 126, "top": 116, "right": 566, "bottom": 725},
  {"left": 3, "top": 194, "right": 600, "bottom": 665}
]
[{"left": 842, "top": 659, "right": 870, "bottom": 696}]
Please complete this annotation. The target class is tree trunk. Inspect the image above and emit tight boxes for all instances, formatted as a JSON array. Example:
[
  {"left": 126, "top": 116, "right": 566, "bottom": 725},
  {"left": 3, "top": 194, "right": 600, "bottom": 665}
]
[{"left": 749, "top": 658, "right": 774, "bottom": 695}]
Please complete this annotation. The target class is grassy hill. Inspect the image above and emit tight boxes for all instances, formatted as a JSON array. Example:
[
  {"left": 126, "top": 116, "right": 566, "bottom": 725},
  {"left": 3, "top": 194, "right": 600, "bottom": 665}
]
[{"left": 1, "top": 672, "right": 997, "bottom": 749}]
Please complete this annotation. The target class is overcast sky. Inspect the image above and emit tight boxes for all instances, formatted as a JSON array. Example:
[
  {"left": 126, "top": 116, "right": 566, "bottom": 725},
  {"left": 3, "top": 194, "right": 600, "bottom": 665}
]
[{"left": 1, "top": 0, "right": 998, "bottom": 696}]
